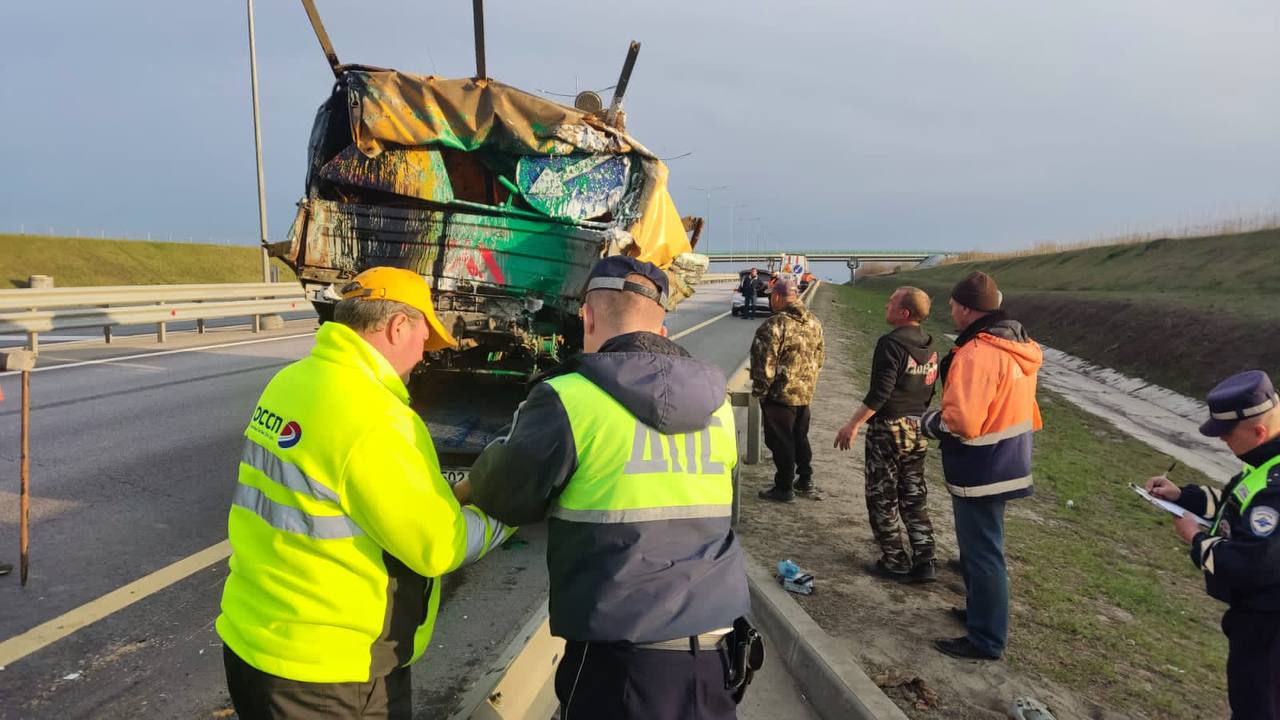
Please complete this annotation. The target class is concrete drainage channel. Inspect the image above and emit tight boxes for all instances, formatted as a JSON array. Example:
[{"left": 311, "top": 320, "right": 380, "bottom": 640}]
[{"left": 451, "top": 282, "right": 907, "bottom": 720}]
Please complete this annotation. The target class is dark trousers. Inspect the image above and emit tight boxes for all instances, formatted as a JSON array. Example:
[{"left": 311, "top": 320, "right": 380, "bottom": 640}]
[
  {"left": 1223, "top": 609, "right": 1280, "bottom": 719},
  {"left": 556, "top": 640, "right": 737, "bottom": 720},
  {"left": 761, "top": 402, "right": 812, "bottom": 492},
  {"left": 224, "top": 646, "right": 411, "bottom": 720},
  {"left": 742, "top": 290, "right": 756, "bottom": 318},
  {"left": 951, "top": 496, "right": 1009, "bottom": 658},
  {"left": 864, "top": 417, "right": 934, "bottom": 573}
]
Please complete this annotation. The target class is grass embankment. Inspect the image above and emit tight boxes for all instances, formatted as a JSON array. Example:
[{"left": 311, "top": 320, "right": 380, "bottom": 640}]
[
  {"left": 861, "top": 228, "right": 1280, "bottom": 397},
  {"left": 834, "top": 283, "right": 1228, "bottom": 716},
  {"left": 0, "top": 234, "right": 295, "bottom": 288}
]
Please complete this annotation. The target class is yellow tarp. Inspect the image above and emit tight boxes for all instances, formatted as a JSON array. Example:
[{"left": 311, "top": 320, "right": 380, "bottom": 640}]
[
  {"left": 347, "top": 71, "right": 632, "bottom": 159},
  {"left": 627, "top": 161, "right": 692, "bottom": 268}
]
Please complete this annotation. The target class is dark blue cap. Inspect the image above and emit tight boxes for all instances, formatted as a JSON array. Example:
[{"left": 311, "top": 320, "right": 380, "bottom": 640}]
[
  {"left": 585, "top": 256, "right": 669, "bottom": 307},
  {"left": 1199, "top": 370, "right": 1278, "bottom": 437}
]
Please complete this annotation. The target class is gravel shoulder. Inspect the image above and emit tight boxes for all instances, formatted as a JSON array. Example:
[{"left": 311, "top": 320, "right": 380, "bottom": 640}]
[{"left": 734, "top": 283, "right": 1229, "bottom": 719}]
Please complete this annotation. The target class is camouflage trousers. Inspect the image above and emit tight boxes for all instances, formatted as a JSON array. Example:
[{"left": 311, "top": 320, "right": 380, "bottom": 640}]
[{"left": 864, "top": 416, "right": 935, "bottom": 573}]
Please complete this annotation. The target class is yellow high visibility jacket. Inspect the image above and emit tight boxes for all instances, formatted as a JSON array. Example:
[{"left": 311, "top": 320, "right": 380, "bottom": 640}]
[{"left": 216, "top": 322, "right": 509, "bottom": 683}]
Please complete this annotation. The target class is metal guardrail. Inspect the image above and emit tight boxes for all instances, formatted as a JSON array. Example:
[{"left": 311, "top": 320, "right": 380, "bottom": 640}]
[
  {"left": 0, "top": 282, "right": 303, "bottom": 312},
  {"left": 700, "top": 272, "right": 740, "bottom": 283},
  {"left": 0, "top": 283, "right": 311, "bottom": 351}
]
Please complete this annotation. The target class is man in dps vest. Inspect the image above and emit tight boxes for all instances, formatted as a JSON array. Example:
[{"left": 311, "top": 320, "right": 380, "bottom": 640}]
[
  {"left": 1146, "top": 370, "right": 1280, "bottom": 718},
  {"left": 466, "top": 256, "right": 751, "bottom": 719},
  {"left": 217, "top": 267, "right": 512, "bottom": 719}
]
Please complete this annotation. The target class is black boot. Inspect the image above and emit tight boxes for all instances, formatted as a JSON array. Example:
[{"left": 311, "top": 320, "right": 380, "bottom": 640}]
[{"left": 757, "top": 487, "right": 794, "bottom": 503}]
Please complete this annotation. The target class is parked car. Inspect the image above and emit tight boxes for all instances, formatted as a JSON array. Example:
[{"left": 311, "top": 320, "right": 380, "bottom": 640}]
[{"left": 731, "top": 269, "right": 772, "bottom": 317}]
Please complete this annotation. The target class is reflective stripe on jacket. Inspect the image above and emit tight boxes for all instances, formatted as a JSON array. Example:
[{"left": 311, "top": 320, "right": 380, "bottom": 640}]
[
  {"left": 935, "top": 325, "right": 1043, "bottom": 500},
  {"left": 216, "top": 322, "right": 509, "bottom": 683},
  {"left": 544, "top": 371, "right": 749, "bottom": 643}
]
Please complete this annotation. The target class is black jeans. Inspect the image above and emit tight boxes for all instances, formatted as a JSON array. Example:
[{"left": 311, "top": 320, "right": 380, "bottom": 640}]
[
  {"left": 742, "top": 290, "right": 756, "bottom": 318},
  {"left": 556, "top": 640, "right": 737, "bottom": 720},
  {"left": 224, "top": 646, "right": 411, "bottom": 719},
  {"left": 1223, "top": 608, "right": 1280, "bottom": 719},
  {"left": 761, "top": 402, "right": 812, "bottom": 492}
]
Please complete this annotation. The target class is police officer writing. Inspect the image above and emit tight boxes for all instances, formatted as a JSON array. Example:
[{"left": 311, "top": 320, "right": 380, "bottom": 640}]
[
  {"left": 466, "top": 257, "right": 752, "bottom": 719},
  {"left": 1146, "top": 370, "right": 1280, "bottom": 719},
  {"left": 217, "top": 267, "right": 512, "bottom": 719}
]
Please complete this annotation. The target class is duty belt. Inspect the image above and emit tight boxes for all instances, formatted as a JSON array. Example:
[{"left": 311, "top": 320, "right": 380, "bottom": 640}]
[{"left": 634, "top": 628, "right": 733, "bottom": 651}]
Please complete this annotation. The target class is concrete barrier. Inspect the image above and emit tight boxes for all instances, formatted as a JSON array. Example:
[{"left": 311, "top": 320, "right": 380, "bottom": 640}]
[{"left": 746, "top": 556, "right": 908, "bottom": 720}]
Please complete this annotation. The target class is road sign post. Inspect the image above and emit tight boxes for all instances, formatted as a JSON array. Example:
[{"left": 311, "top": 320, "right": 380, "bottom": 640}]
[{"left": 3, "top": 350, "right": 37, "bottom": 586}]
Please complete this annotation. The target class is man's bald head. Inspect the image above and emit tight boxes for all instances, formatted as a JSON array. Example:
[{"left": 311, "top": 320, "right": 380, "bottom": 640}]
[
  {"left": 893, "top": 286, "right": 930, "bottom": 322},
  {"left": 583, "top": 273, "right": 666, "bottom": 351}
]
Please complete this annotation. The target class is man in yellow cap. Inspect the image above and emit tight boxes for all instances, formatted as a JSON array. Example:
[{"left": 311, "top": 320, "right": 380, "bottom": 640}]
[{"left": 217, "top": 266, "right": 512, "bottom": 719}]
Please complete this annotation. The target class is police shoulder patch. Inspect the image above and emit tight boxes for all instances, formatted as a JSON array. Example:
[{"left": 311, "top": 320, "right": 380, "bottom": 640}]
[{"left": 1249, "top": 506, "right": 1279, "bottom": 537}]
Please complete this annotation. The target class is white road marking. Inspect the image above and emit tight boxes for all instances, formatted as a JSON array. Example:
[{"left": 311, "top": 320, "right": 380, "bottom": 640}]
[
  {"left": 670, "top": 311, "right": 732, "bottom": 341},
  {"left": 0, "top": 541, "right": 232, "bottom": 668}
]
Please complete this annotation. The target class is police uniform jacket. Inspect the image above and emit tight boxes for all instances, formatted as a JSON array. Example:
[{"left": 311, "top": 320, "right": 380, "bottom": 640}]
[
  {"left": 468, "top": 331, "right": 750, "bottom": 644},
  {"left": 1179, "top": 437, "right": 1280, "bottom": 612}
]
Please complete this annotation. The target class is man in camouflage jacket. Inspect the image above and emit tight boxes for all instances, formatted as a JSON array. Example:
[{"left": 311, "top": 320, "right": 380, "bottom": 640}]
[{"left": 750, "top": 278, "right": 825, "bottom": 502}]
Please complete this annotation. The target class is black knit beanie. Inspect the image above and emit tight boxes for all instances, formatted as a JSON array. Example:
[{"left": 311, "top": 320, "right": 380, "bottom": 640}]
[{"left": 951, "top": 271, "right": 1001, "bottom": 312}]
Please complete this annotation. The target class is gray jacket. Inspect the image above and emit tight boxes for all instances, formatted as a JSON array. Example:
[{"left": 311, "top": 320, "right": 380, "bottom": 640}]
[{"left": 469, "top": 331, "right": 749, "bottom": 643}]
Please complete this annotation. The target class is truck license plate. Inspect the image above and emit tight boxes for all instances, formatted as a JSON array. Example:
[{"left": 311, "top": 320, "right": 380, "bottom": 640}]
[{"left": 442, "top": 467, "right": 470, "bottom": 486}]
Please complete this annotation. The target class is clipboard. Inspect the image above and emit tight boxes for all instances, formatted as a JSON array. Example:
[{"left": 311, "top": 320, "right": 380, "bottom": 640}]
[{"left": 1130, "top": 484, "right": 1211, "bottom": 527}]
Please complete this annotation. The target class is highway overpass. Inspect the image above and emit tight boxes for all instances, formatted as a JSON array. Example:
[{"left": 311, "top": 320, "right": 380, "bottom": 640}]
[{"left": 702, "top": 250, "right": 950, "bottom": 281}]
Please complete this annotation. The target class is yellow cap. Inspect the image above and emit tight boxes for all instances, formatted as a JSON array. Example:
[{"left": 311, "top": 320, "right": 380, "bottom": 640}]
[{"left": 340, "top": 267, "right": 459, "bottom": 351}]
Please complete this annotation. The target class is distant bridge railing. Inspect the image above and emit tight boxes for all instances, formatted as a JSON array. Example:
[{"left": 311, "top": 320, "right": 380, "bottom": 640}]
[
  {"left": 0, "top": 282, "right": 310, "bottom": 351},
  {"left": 702, "top": 251, "right": 949, "bottom": 281}
]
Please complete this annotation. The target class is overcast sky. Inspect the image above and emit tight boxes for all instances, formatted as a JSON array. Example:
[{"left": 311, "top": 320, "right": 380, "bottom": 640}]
[{"left": 1, "top": 1, "right": 1276, "bottom": 253}]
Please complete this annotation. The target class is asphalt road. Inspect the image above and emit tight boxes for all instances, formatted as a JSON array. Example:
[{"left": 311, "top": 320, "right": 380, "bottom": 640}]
[{"left": 0, "top": 283, "right": 772, "bottom": 719}]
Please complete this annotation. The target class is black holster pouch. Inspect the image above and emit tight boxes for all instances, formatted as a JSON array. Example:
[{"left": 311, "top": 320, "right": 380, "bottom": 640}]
[{"left": 725, "top": 616, "right": 766, "bottom": 704}]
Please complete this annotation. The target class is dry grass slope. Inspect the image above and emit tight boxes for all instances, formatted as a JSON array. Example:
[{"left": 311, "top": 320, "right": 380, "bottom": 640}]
[
  {"left": 0, "top": 234, "right": 295, "bottom": 288},
  {"left": 861, "top": 227, "right": 1280, "bottom": 396}
]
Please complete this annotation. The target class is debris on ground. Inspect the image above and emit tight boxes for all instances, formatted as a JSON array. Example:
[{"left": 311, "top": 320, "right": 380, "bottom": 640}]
[
  {"left": 871, "top": 669, "right": 941, "bottom": 711},
  {"left": 1009, "top": 696, "right": 1057, "bottom": 720},
  {"left": 777, "top": 559, "right": 815, "bottom": 595}
]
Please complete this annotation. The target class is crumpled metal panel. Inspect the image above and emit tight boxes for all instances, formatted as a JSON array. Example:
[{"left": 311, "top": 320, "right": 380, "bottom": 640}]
[
  {"left": 516, "top": 154, "right": 631, "bottom": 221},
  {"left": 319, "top": 146, "right": 454, "bottom": 203},
  {"left": 298, "top": 199, "right": 605, "bottom": 307}
]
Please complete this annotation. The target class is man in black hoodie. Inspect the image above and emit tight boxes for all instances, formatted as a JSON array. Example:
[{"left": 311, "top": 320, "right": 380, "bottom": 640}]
[
  {"left": 467, "top": 257, "right": 750, "bottom": 720},
  {"left": 835, "top": 287, "right": 939, "bottom": 583}
]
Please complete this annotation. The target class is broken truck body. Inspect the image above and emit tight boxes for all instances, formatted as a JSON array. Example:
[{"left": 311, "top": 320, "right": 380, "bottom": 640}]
[{"left": 272, "top": 68, "right": 707, "bottom": 379}]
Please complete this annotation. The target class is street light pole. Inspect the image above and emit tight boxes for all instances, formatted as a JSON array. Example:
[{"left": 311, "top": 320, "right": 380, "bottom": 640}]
[
  {"left": 690, "top": 185, "right": 729, "bottom": 252},
  {"left": 729, "top": 204, "right": 748, "bottom": 262},
  {"left": 247, "top": 0, "right": 271, "bottom": 286},
  {"left": 740, "top": 218, "right": 762, "bottom": 264}
]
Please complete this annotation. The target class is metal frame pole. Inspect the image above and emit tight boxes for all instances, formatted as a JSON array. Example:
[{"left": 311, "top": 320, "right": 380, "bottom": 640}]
[
  {"left": 20, "top": 370, "right": 30, "bottom": 585},
  {"left": 472, "top": 0, "right": 487, "bottom": 78}
]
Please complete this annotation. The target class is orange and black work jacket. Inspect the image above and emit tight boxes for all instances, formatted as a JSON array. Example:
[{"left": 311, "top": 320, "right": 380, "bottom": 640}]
[{"left": 921, "top": 312, "right": 1043, "bottom": 501}]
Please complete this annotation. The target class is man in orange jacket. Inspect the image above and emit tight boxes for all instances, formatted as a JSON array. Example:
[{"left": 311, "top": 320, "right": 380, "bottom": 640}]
[{"left": 921, "top": 271, "right": 1042, "bottom": 660}]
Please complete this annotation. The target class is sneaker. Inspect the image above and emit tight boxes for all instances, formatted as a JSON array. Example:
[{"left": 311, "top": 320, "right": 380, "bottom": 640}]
[
  {"left": 933, "top": 636, "right": 999, "bottom": 661},
  {"left": 758, "top": 487, "right": 794, "bottom": 503},
  {"left": 794, "top": 480, "right": 814, "bottom": 495},
  {"left": 908, "top": 561, "right": 937, "bottom": 584},
  {"left": 863, "top": 559, "right": 912, "bottom": 582}
]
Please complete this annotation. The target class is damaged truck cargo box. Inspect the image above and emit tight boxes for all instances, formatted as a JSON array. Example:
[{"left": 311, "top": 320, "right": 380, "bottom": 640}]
[{"left": 275, "top": 67, "right": 707, "bottom": 378}]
